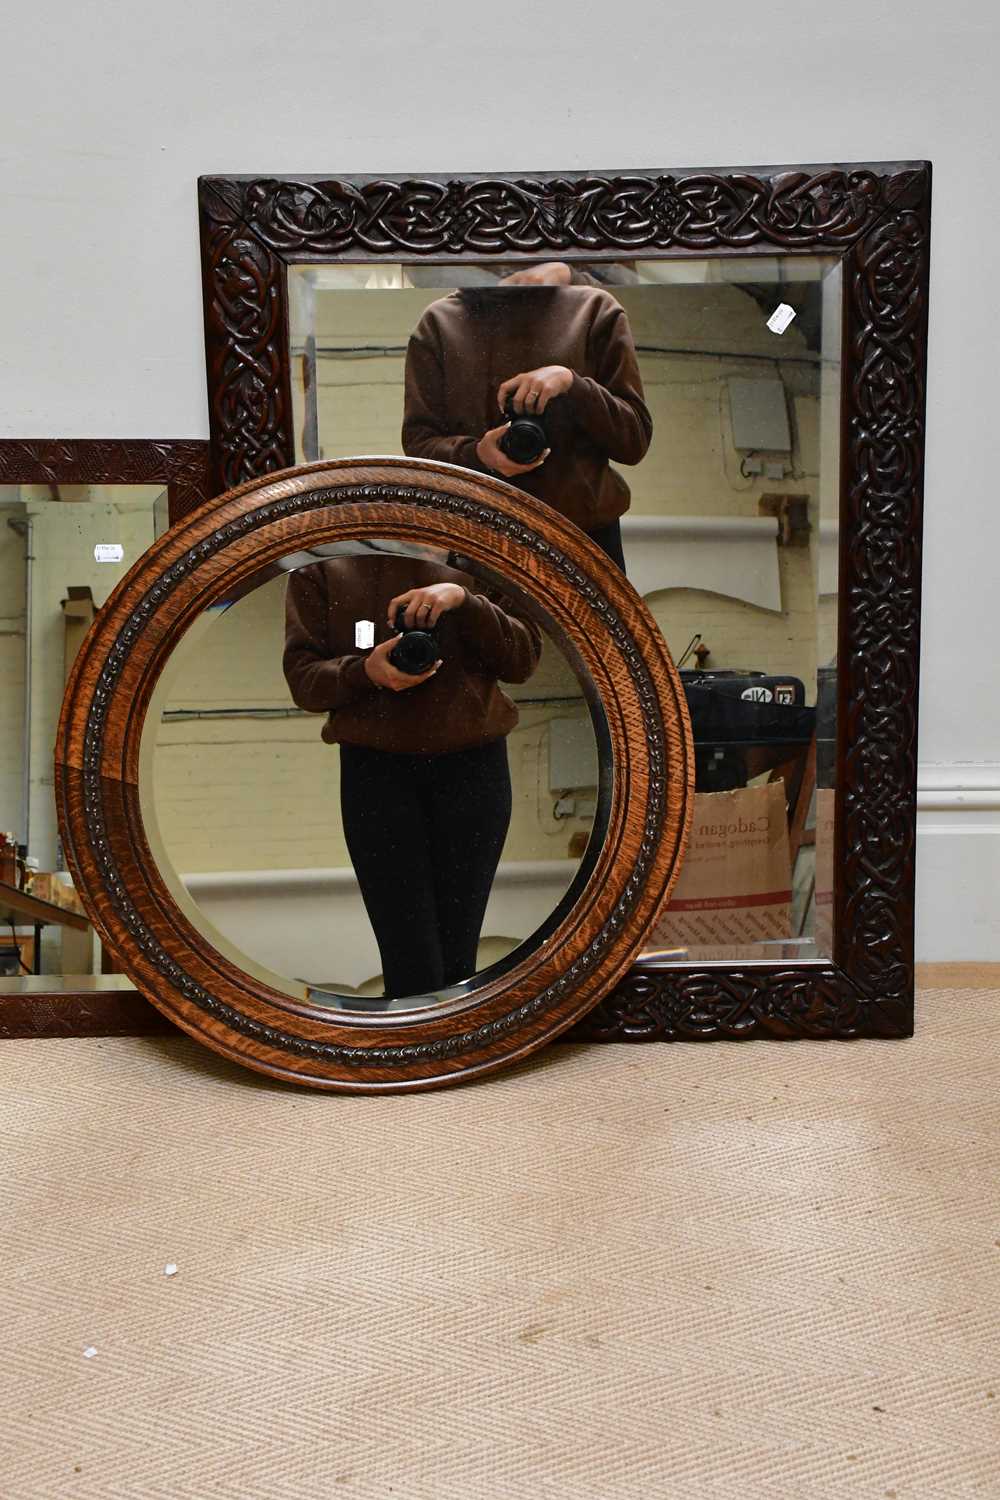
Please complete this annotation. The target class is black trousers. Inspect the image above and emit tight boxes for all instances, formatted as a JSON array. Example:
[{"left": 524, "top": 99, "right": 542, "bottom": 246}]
[
  {"left": 586, "top": 518, "right": 626, "bottom": 574},
  {"left": 340, "top": 739, "right": 512, "bottom": 999}
]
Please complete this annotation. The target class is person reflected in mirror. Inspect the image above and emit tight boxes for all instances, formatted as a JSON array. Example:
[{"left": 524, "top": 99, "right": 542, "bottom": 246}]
[
  {"left": 401, "top": 261, "right": 652, "bottom": 573},
  {"left": 282, "top": 550, "right": 542, "bottom": 1001}
]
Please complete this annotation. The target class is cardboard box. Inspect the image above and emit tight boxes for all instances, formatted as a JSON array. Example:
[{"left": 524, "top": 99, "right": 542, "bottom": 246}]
[
  {"left": 27, "top": 872, "right": 86, "bottom": 918},
  {"left": 644, "top": 781, "right": 792, "bottom": 952},
  {"left": 813, "top": 787, "right": 836, "bottom": 956}
]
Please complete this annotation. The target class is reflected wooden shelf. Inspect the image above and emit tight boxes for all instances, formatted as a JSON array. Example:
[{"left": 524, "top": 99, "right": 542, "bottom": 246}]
[
  {"left": 0, "top": 879, "right": 89, "bottom": 934},
  {"left": 1, "top": 877, "right": 91, "bottom": 978}
]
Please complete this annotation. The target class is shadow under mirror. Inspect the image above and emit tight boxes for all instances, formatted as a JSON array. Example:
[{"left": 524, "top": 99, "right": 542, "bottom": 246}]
[
  {"left": 0, "top": 482, "right": 168, "bottom": 980},
  {"left": 287, "top": 256, "right": 841, "bottom": 964},
  {"left": 138, "top": 540, "right": 610, "bottom": 1015}
]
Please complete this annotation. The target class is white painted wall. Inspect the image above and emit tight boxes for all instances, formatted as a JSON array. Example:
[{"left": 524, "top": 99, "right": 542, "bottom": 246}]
[{"left": 2, "top": 1, "right": 997, "bottom": 957}]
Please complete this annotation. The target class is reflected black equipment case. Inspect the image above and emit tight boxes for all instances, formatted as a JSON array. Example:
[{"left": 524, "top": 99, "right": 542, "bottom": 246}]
[{"left": 679, "top": 670, "right": 815, "bottom": 792}]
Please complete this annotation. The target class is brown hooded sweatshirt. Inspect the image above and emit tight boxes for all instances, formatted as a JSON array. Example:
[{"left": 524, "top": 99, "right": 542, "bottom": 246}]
[
  {"left": 283, "top": 554, "right": 542, "bottom": 756},
  {"left": 401, "top": 285, "right": 652, "bottom": 533}
]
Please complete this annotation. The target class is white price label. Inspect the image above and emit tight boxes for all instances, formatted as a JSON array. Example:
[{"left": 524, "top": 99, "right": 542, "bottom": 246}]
[
  {"left": 94, "top": 543, "right": 124, "bottom": 563},
  {"left": 354, "top": 619, "right": 375, "bottom": 649},
  {"left": 766, "top": 303, "right": 797, "bottom": 335}
]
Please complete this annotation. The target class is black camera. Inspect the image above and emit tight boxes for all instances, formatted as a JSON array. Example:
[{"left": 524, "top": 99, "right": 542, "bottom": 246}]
[
  {"left": 499, "top": 401, "right": 548, "bottom": 466},
  {"left": 388, "top": 607, "right": 440, "bottom": 675}
]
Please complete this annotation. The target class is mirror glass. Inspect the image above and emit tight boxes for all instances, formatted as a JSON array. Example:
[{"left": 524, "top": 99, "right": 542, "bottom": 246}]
[
  {"left": 287, "top": 257, "right": 841, "bottom": 963},
  {"left": 138, "top": 541, "right": 608, "bottom": 1013},
  {"left": 0, "top": 483, "right": 167, "bottom": 979}
]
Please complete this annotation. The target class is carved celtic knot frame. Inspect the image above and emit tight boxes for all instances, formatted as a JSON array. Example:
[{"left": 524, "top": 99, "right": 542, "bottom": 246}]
[
  {"left": 55, "top": 459, "right": 694, "bottom": 1090},
  {"left": 197, "top": 161, "right": 931, "bottom": 1045}
]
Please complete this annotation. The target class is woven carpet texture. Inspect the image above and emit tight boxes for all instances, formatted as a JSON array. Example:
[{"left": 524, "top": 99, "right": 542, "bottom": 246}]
[{"left": 2, "top": 986, "right": 998, "bottom": 1499}]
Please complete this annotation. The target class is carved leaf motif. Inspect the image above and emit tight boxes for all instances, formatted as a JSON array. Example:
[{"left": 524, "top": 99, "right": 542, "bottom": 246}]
[
  {"left": 243, "top": 179, "right": 359, "bottom": 251},
  {"left": 0, "top": 439, "right": 210, "bottom": 520}
]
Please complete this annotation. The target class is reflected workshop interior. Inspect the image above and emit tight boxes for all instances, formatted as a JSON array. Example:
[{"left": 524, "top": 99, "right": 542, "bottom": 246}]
[
  {"left": 1, "top": 254, "right": 839, "bottom": 993},
  {"left": 0, "top": 485, "right": 169, "bottom": 981}
]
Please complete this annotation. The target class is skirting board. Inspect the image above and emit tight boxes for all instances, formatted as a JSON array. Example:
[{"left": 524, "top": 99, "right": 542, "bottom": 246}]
[
  {"left": 915, "top": 763, "right": 1000, "bottom": 962},
  {"left": 914, "top": 963, "right": 1000, "bottom": 989}
]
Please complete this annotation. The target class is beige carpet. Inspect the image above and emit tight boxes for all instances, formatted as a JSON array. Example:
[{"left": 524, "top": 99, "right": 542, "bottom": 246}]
[{"left": 2, "top": 988, "right": 998, "bottom": 1500}]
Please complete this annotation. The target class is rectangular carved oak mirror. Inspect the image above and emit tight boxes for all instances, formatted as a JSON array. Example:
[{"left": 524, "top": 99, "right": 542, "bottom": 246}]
[
  {"left": 197, "top": 164, "right": 930, "bottom": 1043},
  {"left": 0, "top": 439, "right": 210, "bottom": 1036}
]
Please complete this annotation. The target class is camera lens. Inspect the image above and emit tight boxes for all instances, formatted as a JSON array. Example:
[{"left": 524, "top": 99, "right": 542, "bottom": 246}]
[
  {"left": 499, "top": 405, "right": 548, "bottom": 465},
  {"left": 389, "top": 627, "right": 439, "bottom": 675}
]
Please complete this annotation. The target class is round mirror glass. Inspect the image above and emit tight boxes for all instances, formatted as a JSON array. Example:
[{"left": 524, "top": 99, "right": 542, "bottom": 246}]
[{"left": 138, "top": 538, "right": 609, "bottom": 1014}]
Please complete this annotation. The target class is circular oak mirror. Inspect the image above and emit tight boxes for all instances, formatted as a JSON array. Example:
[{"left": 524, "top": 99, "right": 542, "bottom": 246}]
[{"left": 56, "top": 460, "right": 693, "bottom": 1090}]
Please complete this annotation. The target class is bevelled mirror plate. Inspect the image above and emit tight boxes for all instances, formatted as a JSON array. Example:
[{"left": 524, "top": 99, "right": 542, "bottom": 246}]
[
  {"left": 55, "top": 460, "right": 694, "bottom": 1090},
  {"left": 138, "top": 539, "right": 611, "bottom": 1014},
  {"left": 285, "top": 257, "right": 841, "bottom": 965}
]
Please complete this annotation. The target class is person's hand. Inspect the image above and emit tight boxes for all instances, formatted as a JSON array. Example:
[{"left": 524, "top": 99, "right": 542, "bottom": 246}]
[
  {"left": 362, "top": 636, "right": 440, "bottom": 692},
  {"left": 500, "top": 262, "right": 573, "bottom": 287},
  {"left": 475, "top": 423, "right": 550, "bottom": 478},
  {"left": 386, "top": 582, "right": 466, "bottom": 629},
  {"left": 497, "top": 365, "right": 574, "bottom": 416}
]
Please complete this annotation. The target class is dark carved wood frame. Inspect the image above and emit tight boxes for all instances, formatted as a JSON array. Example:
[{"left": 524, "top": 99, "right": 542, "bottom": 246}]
[
  {"left": 0, "top": 438, "right": 212, "bottom": 526},
  {"left": 54, "top": 459, "right": 694, "bottom": 1091},
  {"left": 194, "top": 163, "right": 931, "bottom": 1046},
  {"left": 0, "top": 437, "right": 212, "bottom": 1040}
]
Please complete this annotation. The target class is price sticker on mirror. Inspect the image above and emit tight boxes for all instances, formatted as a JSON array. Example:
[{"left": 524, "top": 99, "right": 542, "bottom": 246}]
[
  {"left": 766, "top": 303, "right": 797, "bottom": 335},
  {"left": 355, "top": 619, "right": 375, "bottom": 649},
  {"left": 94, "top": 543, "right": 124, "bottom": 563}
]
